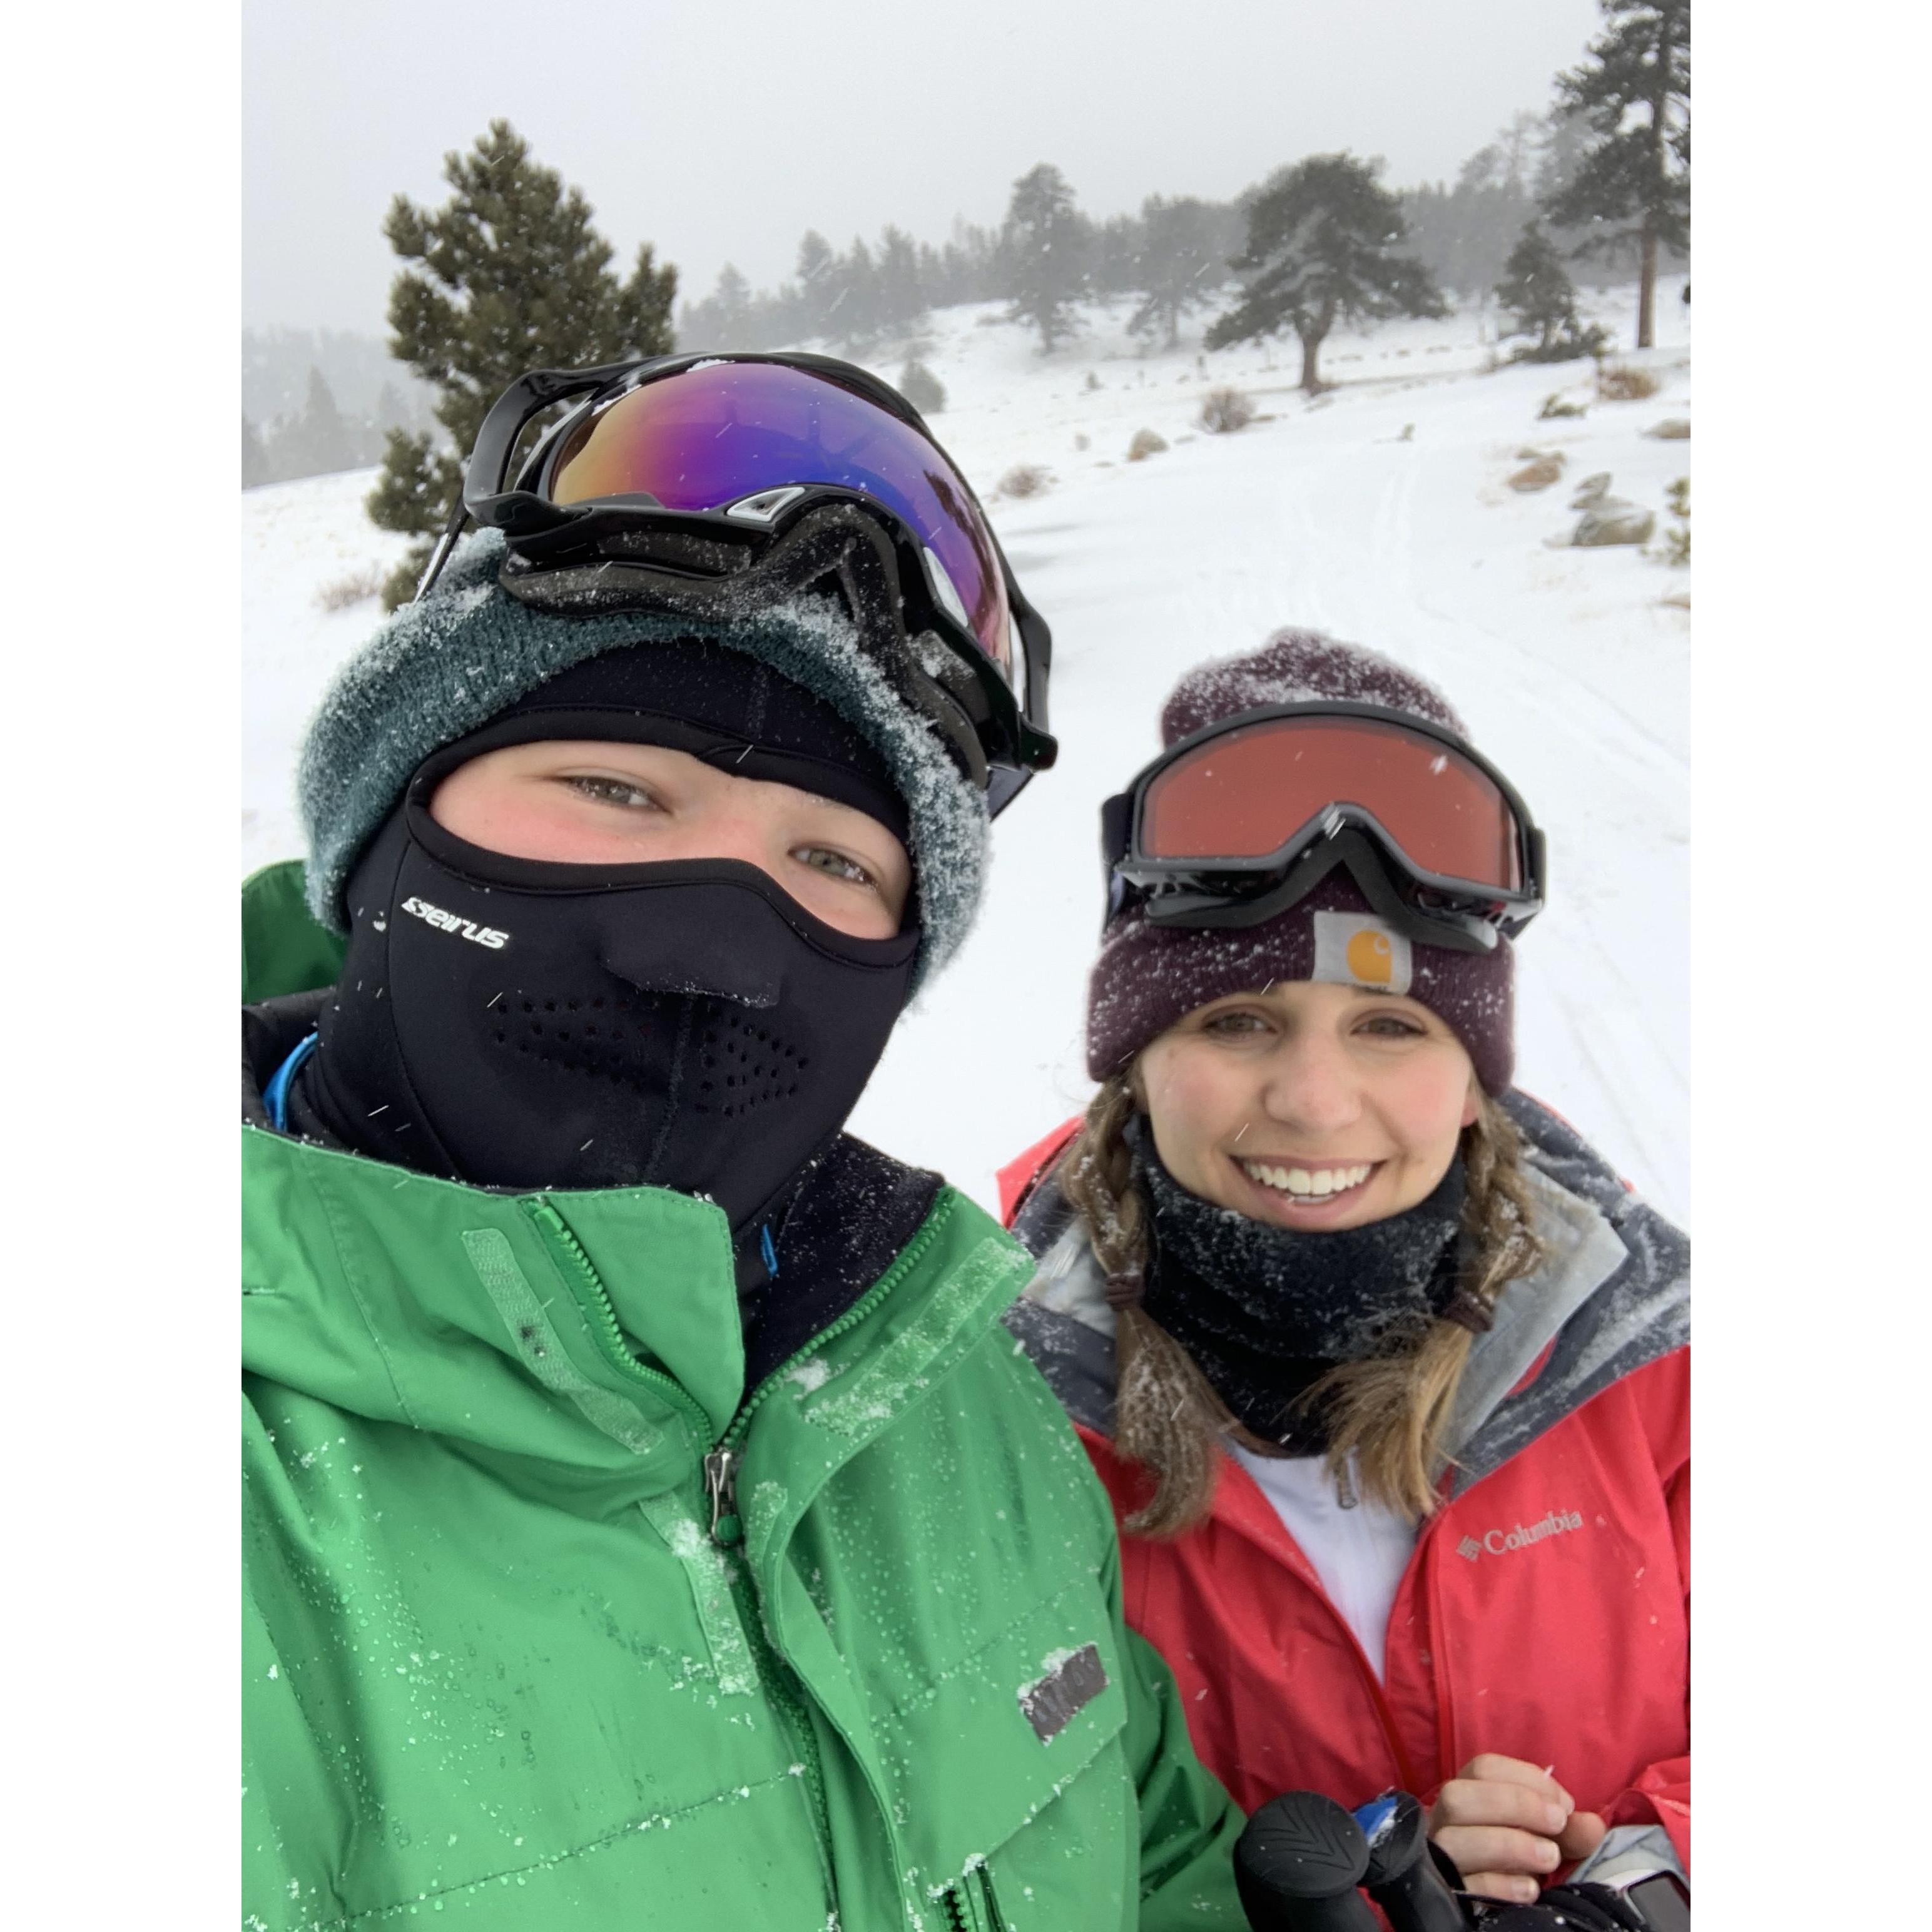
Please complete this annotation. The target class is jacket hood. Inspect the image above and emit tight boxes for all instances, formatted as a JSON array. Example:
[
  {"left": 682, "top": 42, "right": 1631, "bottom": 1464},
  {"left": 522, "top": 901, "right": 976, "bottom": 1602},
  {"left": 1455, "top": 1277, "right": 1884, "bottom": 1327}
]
[{"left": 1006, "top": 1090, "right": 1688, "bottom": 1493}]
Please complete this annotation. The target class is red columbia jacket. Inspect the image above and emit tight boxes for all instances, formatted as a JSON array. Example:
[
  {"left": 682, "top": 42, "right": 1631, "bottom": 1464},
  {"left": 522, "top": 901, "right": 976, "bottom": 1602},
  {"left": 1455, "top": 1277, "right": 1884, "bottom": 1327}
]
[{"left": 999, "top": 1093, "right": 1690, "bottom": 1872}]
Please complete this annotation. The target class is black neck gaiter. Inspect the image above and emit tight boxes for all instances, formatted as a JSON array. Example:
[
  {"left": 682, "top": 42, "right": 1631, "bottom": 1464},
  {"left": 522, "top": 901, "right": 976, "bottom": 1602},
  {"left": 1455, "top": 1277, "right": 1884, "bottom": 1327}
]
[
  {"left": 301, "top": 783, "right": 918, "bottom": 1233},
  {"left": 1134, "top": 1122, "right": 1467, "bottom": 1453}
]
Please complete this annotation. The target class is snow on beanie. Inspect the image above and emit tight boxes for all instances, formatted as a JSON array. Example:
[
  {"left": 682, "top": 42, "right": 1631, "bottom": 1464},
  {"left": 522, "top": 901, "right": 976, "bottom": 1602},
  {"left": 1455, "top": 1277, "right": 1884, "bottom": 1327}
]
[
  {"left": 1085, "top": 629, "right": 1517, "bottom": 1093},
  {"left": 296, "top": 528, "right": 989, "bottom": 992}
]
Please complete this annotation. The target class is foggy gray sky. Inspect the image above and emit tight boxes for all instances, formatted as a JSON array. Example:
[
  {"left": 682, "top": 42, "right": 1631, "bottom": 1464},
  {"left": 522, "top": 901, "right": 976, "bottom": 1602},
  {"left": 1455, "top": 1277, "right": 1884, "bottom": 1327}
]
[{"left": 245, "top": 0, "right": 1602, "bottom": 338}]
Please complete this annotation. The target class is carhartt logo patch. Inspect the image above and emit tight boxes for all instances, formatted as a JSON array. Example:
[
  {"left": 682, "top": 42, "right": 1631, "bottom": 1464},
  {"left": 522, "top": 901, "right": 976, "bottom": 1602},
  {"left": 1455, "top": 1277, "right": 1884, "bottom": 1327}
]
[
  {"left": 1313, "top": 912, "right": 1412, "bottom": 994},
  {"left": 1019, "top": 1643, "right": 1107, "bottom": 1743}
]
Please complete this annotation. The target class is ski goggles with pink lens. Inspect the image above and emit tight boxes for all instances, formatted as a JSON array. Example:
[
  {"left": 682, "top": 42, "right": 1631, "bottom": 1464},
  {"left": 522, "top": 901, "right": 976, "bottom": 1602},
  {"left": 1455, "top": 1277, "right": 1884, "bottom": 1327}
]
[
  {"left": 1102, "top": 703, "right": 1546, "bottom": 952},
  {"left": 420, "top": 353, "right": 1056, "bottom": 815}
]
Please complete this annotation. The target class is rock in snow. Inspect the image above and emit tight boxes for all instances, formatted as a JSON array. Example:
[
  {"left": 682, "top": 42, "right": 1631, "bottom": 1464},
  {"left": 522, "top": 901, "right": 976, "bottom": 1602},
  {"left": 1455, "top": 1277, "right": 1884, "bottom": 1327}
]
[
  {"left": 1572, "top": 503, "right": 1656, "bottom": 547},
  {"left": 1508, "top": 455, "right": 1565, "bottom": 492}
]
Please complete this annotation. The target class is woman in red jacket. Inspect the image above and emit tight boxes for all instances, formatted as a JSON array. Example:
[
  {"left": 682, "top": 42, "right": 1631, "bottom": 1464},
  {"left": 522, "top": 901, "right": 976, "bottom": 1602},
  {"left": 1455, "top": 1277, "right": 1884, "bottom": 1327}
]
[{"left": 1005, "top": 631, "right": 1687, "bottom": 1909}]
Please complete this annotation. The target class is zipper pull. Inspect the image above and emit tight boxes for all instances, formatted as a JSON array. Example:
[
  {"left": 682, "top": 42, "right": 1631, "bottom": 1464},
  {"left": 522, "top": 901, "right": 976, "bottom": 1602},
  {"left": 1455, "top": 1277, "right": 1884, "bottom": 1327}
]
[
  {"left": 703, "top": 1446, "right": 743, "bottom": 1547},
  {"left": 1335, "top": 1458, "right": 1359, "bottom": 1510}
]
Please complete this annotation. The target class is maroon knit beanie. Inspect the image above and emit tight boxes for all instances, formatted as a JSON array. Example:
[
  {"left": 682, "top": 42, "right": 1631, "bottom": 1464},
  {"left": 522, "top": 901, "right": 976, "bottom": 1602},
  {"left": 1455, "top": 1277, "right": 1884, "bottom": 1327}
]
[{"left": 1085, "top": 630, "right": 1517, "bottom": 1094}]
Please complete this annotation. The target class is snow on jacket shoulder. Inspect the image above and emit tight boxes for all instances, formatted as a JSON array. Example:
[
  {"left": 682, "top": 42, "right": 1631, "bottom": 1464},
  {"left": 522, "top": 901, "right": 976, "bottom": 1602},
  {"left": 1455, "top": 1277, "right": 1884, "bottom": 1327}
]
[{"left": 1002, "top": 1092, "right": 1690, "bottom": 1871}]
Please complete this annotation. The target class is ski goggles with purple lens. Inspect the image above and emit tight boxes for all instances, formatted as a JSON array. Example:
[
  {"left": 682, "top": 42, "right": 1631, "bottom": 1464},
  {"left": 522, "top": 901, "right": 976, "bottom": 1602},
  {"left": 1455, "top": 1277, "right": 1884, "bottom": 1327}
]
[{"left": 420, "top": 353, "right": 1055, "bottom": 815}]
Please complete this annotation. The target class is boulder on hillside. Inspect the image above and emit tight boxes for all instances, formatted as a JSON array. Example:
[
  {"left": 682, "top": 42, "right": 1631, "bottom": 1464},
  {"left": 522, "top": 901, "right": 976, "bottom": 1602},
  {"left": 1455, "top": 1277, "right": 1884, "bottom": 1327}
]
[
  {"left": 1645, "top": 419, "right": 1691, "bottom": 440},
  {"left": 1572, "top": 502, "right": 1655, "bottom": 547},
  {"left": 1508, "top": 456, "right": 1564, "bottom": 492},
  {"left": 1127, "top": 427, "right": 1168, "bottom": 462},
  {"left": 1570, "top": 471, "right": 1614, "bottom": 509}
]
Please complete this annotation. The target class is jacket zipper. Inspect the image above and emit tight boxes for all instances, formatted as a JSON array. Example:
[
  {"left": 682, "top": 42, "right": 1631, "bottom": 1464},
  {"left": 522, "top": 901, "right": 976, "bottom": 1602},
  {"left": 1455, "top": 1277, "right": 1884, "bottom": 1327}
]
[
  {"left": 689, "top": 1210, "right": 952, "bottom": 1901},
  {"left": 1416, "top": 1473, "right": 1464, "bottom": 1785},
  {"left": 703, "top": 1194, "right": 952, "bottom": 1546},
  {"left": 527, "top": 1201, "right": 840, "bottom": 1900},
  {"left": 527, "top": 1195, "right": 943, "bottom": 1914},
  {"left": 525, "top": 1201, "right": 717, "bottom": 1447},
  {"left": 940, "top": 1864, "right": 1005, "bottom": 1931}
]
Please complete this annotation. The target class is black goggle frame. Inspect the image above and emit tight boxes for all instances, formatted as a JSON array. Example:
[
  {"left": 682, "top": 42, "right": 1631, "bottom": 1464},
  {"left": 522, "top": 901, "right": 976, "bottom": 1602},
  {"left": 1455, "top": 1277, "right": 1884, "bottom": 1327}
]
[
  {"left": 418, "top": 353, "right": 1056, "bottom": 818},
  {"left": 1100, "top": 701, "right": 1547, "bottom": 955}
]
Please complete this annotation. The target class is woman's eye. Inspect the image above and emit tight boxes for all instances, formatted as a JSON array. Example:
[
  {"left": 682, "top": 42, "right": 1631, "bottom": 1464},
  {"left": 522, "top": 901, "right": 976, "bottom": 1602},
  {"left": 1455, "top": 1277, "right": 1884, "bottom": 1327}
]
[
  {"left": 795, "top": 846, "right": 878, "bottom": 890},
  {"left": 564, "top": 776, "right": 661, "bottom": 810},
  {"left": 1357, "top": 1014, "right": 1425, "bottom": 1039},
  {"left": 1205, "top": 1010, "right": 1269, "bottom": 1037}
]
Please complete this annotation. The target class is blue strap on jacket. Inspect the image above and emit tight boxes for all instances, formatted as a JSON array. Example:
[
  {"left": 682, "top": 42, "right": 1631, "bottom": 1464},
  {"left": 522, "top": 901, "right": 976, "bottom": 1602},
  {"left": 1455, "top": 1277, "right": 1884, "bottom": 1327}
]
[{"left": 263, "top": 1033, "right": 320, "bottom": 1132}]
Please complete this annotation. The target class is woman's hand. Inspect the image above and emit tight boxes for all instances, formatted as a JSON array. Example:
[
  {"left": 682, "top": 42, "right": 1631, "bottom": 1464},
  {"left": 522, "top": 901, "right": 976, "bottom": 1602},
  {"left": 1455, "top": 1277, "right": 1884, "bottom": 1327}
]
[{"left": 1427, "top": 1754, "right": 1607, "bottom": 1904}]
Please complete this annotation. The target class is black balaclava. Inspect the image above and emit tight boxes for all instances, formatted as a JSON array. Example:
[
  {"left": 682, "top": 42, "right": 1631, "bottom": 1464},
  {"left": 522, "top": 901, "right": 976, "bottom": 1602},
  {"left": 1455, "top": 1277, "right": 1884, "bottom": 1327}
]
[
  {"left": 1132, "top": 1119, "right": 1468, "bottom": 1453},
  {"left": 298, "top": 640, "right": 920, "bottom": 1233}
]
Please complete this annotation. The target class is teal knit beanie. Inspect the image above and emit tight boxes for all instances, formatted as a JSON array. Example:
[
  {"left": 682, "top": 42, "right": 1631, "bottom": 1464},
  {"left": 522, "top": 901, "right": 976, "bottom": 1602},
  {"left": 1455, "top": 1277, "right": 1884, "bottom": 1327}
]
[{"left": 295, "top": 529, "right": 989, "bottom": 990}]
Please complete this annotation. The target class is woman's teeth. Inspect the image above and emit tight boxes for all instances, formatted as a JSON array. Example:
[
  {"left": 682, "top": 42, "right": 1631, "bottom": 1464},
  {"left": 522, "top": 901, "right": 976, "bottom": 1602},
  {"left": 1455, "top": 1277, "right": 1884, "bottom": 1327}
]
[{"left": 1238, "top": 1159, "right": 1373, "bottom": 1199}]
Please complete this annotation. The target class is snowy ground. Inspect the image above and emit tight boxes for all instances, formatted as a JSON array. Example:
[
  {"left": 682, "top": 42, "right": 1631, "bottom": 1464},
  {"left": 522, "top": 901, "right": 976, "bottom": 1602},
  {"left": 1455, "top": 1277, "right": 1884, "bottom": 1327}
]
[{"left": 243, "top": 282, "right": 1690, "bottom": 1227}]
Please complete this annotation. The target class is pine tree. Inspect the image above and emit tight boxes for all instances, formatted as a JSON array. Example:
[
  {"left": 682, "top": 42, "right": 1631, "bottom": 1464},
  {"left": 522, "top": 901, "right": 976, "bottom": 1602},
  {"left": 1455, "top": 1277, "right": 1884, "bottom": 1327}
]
[
  {"left": 897, "top": 358, "right": 946, "bottom": 415},
  {"left": 709, "top": 263, "right": 752, "bottom": 344},
  {"left": 793, "top": 230, "right": 835, "bottom": 336},
  {"left": 242, "top": 415, "right": 272, "bottom": 489},
  {"left": 370, "top": 119, "right": 678, "bottom": 608},
  {"left": 1533, "top": 104, "right": 1593, "bottom": 208},
  {"left": 1127, "top": 195, "right": 1224, "bottom": 350},
  {"left": 374, "top": 379, "right": 412, "bottom": 435},
  {"left": 1207, "top": 153, "right": 1446, "bottom": 392},
  {"left": 297, "top": 366, "right": 358, "bottom": 475},
  {"left": 828, "top": 237, "right": 881, "bottom": 349},
  {"left": 1495, "top": 221, "right": 1607, "bottom": 360},
  {"left": 1001, "top": 164, "right": 1088, "bottom": 353},
  {"left": 1541, "top": 0, "right": 1690, "bottom": 350},
  {"left": 1089, "top": 212, "right": 1146, "bottom": 300},
  {"left": 1404, "top": 123, "right": 1539, "bottom": 297},
  {"left": 875, "top": 226, "right": 927, "bottom": 340}
]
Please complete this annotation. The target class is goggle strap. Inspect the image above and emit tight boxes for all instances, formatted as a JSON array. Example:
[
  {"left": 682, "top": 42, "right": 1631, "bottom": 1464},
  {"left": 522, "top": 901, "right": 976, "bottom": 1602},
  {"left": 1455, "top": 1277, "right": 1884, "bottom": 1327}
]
[
  {"left": 415, "top": 491, "right": 474, "bottom": 603},
  {"left": 1136, "top": 830, "right": 1503, "bottom": 955}
]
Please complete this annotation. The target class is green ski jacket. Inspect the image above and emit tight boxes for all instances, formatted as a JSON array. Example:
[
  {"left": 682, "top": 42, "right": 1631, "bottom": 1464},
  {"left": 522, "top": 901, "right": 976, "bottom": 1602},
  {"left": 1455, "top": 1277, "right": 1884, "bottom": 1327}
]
[{"left": 242, "top": 874, "right": 1246, "bottom": 1931}]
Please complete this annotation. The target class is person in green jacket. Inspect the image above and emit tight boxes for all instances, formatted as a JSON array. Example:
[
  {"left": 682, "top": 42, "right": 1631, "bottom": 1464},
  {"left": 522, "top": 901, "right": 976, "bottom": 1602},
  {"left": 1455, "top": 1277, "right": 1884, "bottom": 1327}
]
[{"left": 245, "top": 355, "right": 1248, "bottom": 1932}]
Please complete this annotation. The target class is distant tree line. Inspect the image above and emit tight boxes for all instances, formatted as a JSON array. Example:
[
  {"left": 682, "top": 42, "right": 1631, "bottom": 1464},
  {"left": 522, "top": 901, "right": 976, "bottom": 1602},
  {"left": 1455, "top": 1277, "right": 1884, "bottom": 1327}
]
[
  {"left": 243, "top": 365, "right": 419, "bottom": 489},
  {"left": 681, "top": 1, "right": 1686, "bottom": 366},
  {"left": 243, "top": 326, "right": 435, "bottom": 432},
  {"left": 676, "top": 187, "right": 1246, "bottom": 357},
  {"left": 255, "top": 1, "right": 1688, "bottom": 586},
  {"left": 242, "top": 328, "right": 436, "bottom": 489}
]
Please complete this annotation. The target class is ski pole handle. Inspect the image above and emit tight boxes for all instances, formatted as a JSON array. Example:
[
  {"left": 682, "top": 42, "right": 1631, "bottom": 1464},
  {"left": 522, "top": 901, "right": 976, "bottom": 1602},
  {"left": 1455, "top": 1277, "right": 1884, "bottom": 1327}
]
[
  {"left": 1355, "top": 1791, "right": 1467, "bottom": 1932},
  {"left": 1234, "top": 1791, "right": 1381, "bottom": 1932}
]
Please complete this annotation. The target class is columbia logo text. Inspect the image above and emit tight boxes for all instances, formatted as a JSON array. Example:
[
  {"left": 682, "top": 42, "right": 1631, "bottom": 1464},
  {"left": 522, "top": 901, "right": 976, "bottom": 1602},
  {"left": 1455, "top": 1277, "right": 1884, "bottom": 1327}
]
[
  {"left": 400, "top": 897, "right": 509, "bottom": 950},
  {"left": 1457, "top": 1509, "right": 1585, "bottom": 1560}
]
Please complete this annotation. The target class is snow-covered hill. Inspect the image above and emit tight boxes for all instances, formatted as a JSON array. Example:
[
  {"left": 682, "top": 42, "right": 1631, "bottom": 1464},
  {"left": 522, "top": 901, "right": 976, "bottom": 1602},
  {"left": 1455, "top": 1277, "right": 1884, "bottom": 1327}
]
[{"left": 242, "top": 286, "right": 1690, "bottom": 1226}]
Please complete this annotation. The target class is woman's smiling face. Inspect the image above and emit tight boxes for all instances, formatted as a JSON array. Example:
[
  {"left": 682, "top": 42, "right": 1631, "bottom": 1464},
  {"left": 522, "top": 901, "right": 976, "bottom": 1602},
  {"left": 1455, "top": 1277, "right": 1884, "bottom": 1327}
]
[{"left": 1134, "top": 979, "right": 1481, "bottom": 1231}]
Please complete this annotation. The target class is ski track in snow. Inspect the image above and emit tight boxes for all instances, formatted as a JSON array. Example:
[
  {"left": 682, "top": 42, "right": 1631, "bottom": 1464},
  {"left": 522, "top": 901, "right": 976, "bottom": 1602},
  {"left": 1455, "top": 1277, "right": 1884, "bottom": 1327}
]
[{"left": 242, "top": 287, "right": 1690, "bottom": 1228}]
